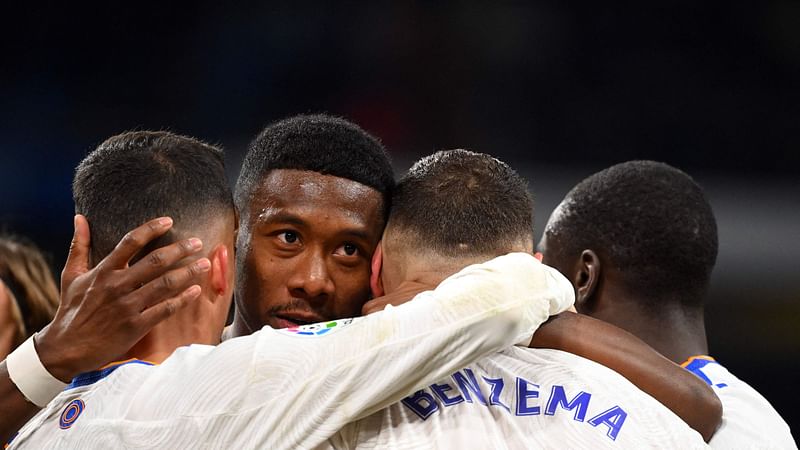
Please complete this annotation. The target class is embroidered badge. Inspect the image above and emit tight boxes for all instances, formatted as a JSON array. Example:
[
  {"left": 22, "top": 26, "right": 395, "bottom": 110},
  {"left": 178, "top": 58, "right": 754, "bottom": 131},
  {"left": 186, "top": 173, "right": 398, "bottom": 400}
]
[{"left": 59, "top": 399, "right": 85, "bottom": 429}]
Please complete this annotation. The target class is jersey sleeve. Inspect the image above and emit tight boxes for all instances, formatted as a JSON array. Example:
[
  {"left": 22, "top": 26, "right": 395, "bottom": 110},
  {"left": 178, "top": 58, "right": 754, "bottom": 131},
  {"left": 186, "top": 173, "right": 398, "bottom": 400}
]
[{"left": 251, "top": 252, "right": 574, "bottom": 444}]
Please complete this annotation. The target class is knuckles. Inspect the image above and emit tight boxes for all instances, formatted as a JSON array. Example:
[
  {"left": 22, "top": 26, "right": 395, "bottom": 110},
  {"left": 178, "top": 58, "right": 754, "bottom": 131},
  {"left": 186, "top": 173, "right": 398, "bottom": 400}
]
[
  {"left": 147, "top": 250, "right": 167, "bottom": 268},
  {"left": 160, "top": 273, "right": 177, "bottom": 290},
  {"left": 120, "top": 231, "right": 145, "bottom": 250}
]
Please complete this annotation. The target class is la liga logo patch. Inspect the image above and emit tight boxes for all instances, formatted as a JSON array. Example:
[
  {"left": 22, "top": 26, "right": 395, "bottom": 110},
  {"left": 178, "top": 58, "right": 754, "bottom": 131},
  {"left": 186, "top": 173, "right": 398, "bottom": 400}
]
[
  {"left": 280, "top": 318, "right": 355, "bottom": 337},
  {"left": 59, "top": 399, "right": 85, "bottom": 429}
]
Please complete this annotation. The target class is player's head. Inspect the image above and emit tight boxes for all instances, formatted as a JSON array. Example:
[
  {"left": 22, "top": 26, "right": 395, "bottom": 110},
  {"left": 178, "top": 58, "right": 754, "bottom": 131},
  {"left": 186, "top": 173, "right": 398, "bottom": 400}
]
[
  {"left": 0, "top": 235, "right": 59, "bottom": 358},
  {"left": 73, "top": 131, "right": 236, "bottom": 337},
  {"left": 373, "top": 149, "right": 533, "bottom": 294},
  {"left": 233, "top": 114, "right": 394, "bottom": 332},
  {"left": 540, "top": 160, "right": 718, "bottom": 316}
]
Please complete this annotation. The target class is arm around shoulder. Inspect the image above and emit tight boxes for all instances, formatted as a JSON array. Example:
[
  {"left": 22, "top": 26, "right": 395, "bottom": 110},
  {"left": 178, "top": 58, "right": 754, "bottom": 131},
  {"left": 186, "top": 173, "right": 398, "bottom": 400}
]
[{"left": 530, "top": 313, "right": 722, "bottom": 442}]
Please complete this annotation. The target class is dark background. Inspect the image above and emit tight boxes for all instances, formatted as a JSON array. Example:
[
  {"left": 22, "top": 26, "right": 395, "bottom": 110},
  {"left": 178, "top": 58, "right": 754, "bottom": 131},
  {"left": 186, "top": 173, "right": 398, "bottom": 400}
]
[{"left": 1, "top": 1, "right": 798, "bottom": 432}]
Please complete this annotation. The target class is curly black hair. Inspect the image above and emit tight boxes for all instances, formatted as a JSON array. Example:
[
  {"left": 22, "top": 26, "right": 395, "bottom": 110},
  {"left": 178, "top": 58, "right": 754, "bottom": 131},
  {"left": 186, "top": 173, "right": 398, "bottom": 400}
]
[{"left": 235, "top": 114, "right": 395, "bottom": 222}]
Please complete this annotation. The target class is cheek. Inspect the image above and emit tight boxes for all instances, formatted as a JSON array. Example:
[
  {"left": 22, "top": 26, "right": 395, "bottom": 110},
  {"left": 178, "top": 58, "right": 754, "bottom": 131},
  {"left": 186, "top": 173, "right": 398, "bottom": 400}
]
[
  {"left": 251, "top": 254, "right": 290, "bottom": 293},
  {"left": 332, "top": 269, "right": 372, "bottom": 315},
  {"left": 242, "top": 248, "right": 285, "bottom": 307}
]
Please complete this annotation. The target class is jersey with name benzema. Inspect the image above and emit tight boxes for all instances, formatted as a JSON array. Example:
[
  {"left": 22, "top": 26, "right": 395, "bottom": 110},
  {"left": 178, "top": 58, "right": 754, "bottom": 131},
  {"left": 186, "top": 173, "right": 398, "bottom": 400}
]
[
  {"left": 682, "top": 356, "right": 796, "bottom": 449},
  {"left": 9, "top": 253, "right": 575, "bottom": 450},
  {"left": 322, "top": 347, "right": 708, "bottom": 450}
]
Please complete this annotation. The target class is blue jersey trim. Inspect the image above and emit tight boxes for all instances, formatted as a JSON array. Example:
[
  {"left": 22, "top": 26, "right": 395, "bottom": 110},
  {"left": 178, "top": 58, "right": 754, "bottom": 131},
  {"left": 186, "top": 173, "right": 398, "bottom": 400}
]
[
  {"left": 682, "top": 355, "right": 729, "bottom": 389},
  {"left": 66, "top": 359, "right": 155, "bottom": 391},
  {"left": 684, "top": 357, "right": 716, "bottom": 386}
]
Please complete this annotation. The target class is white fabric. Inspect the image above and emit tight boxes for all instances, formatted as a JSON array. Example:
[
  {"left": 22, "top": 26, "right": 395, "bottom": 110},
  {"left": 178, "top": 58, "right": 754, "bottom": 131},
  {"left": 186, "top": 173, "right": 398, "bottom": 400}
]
[
  {"left": 320, "top": 347, "right": 709, "bottom": 450},
  {"left": 683, "top": 357, "right": 796, "bottom": 449},
  {"left": 9, "top": 253, "right": 574, "bottom": 449},
  {"left": 6, "top": 334, "right": 67, "bottom": 407}
]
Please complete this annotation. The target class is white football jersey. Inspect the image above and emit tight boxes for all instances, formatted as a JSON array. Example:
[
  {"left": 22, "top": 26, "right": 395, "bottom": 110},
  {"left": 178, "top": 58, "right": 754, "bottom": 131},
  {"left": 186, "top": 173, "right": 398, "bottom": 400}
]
[
  {"left": 682, "top": 356, "right": 796, "bottom": 449},
  {"left": 322, "top": 347, "right": 708, "bottom": 449},
  {"left": 9, "top": 253, "right": 574, "bottom": 449}
]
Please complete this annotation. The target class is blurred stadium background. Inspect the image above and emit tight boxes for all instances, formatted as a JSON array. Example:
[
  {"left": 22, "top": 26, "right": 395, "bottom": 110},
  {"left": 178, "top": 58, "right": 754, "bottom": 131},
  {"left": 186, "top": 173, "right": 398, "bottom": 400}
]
[{"left": 1, "top": 2, "right": 798, "bottom": 430}]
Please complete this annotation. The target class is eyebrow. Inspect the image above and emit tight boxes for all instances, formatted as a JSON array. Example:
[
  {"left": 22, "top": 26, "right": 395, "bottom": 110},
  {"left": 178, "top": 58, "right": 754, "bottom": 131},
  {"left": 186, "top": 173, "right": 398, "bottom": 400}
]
[
  {"left": 340, "top": 229, "right": 372, "bottom": 242},
  {"left": 256, "top": 210, "right": 307, "bottom": 227}
]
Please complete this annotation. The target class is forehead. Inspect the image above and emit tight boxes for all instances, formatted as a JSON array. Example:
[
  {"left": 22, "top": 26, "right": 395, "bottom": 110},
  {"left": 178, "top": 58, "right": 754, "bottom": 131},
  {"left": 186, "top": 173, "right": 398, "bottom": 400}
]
[{"left": 247, "top": 169, "right": 384, "bottom": 226}]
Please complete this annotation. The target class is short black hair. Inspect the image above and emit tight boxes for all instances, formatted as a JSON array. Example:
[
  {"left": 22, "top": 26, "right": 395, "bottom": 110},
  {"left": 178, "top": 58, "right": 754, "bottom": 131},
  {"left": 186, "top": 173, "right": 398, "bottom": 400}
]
[
  {"left": 235, "top": 114, "right": 395, "bottom": 221},
  {"left": 73, "top": 131, "right": 233, "bottom": 263},
  {"left": 388, "top": 149, "right": 534, "bottom": 258},
  {"left": 547, "top": 160, "right": 718, "bottom": 306}
]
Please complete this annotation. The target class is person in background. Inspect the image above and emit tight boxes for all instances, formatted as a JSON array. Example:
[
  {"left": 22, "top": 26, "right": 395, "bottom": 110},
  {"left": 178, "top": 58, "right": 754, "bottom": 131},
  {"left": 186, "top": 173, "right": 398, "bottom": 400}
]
[{"left": 0, "top": 236, "right": 59, "bottom": 359}]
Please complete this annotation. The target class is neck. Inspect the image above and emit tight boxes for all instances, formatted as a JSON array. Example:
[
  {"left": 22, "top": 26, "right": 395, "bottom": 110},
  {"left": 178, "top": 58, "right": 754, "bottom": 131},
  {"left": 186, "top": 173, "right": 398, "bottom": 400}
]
[
  {"left": 383, "top": 262, "right": 455, "bottom": 295},
  {"left": 384, "top": 251, "right": 493, "bottom": 294},
  {"left": 589, "top": 293, "right": 709, "bottom": 364},
  {"left": 400, "top": 269, "right": 450, "bottom": 288},
  {"left": 120, "top": 308, "right": 222, "bottom": 364}
]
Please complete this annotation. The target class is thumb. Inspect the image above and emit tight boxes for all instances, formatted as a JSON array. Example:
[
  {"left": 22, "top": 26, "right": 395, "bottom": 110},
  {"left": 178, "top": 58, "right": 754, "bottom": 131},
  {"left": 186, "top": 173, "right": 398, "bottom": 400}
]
[{"left": 61, "top": 214, "right": 91, "bottom": 289}]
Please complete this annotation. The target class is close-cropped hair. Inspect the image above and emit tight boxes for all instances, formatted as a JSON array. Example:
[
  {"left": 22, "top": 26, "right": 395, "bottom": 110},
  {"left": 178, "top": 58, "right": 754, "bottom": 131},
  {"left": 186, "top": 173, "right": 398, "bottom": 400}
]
[
  {"left": 549, "top": 160, "right": 718, "bottom": 306},
  {"left": 234, "top": 114, "right": 395, "bottom": 220},
  {"left": 0, "top": 235, "right": 59, "bottom": 343},
  {"left": 387, "top": 149, "right": 534, "bottom": 258},
  {"left": 73, "top": 130, "right": 233, "bottom": 264}
]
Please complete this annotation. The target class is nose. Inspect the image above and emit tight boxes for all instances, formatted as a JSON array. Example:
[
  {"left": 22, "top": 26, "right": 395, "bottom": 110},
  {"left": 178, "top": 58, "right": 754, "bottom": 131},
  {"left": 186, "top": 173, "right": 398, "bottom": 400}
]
[{"left": 286, "top": 250, "right": 335, "bottom": 301}]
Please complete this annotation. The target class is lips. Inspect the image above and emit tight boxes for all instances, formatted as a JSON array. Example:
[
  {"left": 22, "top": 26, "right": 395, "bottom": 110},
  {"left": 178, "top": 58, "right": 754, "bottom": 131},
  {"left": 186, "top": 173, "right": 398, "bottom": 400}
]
[{"left": 272, "top": 312, "right": 326, "bottom": 329}]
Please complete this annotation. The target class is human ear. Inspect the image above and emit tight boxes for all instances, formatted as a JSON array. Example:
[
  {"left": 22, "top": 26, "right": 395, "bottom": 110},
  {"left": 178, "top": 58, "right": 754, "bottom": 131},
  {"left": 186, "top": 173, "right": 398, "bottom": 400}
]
[
  {"left": 574, "top": 249, "right": 601, "bottom": 311},
  {"left": 209, "top": 244, "right": 230, "bottom": 301},
  {"left": 370, "top": 241, "right": 384, "bottom": 298}
]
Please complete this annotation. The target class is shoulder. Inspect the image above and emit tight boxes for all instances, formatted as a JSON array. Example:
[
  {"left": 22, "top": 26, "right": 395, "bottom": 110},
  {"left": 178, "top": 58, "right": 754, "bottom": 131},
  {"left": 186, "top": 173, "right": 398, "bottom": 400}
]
[{"left": 683, "top": 357, "right": 796, "bottom": 448}]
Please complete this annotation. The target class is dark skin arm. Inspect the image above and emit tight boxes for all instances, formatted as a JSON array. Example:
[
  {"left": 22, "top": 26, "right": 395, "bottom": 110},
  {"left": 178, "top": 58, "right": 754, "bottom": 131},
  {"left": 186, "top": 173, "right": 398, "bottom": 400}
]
[
  {"left": 1, "top": 216, "right": 210, "bottom": 444},
  {"left": 530, "top": 313, "right": 722, "bottom": 442},
  {"left": 364, "top": 286, "right": 721, "bottom": 442}
]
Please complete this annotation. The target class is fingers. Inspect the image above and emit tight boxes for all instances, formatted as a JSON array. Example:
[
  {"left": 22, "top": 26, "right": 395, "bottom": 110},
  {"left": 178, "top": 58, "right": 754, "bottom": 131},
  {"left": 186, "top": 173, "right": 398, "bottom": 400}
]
[
  {"left": 132, "top": 258, "right": 211, "bottom": 311},
  {"left": 137, "top": 284, "right": 202, "bottom": 330},
  {"left": 101, "top": 217, "right": 174, "bottom": 269},
  {"left": 121, "top": 237, "right": 204, "bottom": 291},
  {"left": 61, "top": 214, "right": 92, "bottom": 290}
]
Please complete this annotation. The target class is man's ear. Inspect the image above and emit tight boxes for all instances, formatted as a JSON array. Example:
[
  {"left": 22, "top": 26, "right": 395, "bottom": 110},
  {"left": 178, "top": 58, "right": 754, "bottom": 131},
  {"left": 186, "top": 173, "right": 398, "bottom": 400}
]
[
  {"left": 370, "top": 241, "right": 384, "bottom": 298},
  {"left": 574, "top": 249, "right": 601, "bottom": 311},
  {"left": 209, "top": 244, "right": 230, "bottom": 302}
]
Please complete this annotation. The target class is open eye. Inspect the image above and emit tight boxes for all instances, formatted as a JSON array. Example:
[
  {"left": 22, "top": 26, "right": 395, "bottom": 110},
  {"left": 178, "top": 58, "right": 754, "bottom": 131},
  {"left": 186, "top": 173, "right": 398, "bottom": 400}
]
[
  {"left": 334, "top": 243, "right": 359, "bottom": 257},
  {"left": 277, "top": 231, "right": 299, "bottom": 244}
]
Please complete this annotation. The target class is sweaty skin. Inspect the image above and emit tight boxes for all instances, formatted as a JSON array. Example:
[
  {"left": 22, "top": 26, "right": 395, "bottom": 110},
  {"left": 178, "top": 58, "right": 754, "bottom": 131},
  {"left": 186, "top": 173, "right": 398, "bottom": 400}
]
[{"left": 230, "top": 170, "right": 384, "bottom": 336}]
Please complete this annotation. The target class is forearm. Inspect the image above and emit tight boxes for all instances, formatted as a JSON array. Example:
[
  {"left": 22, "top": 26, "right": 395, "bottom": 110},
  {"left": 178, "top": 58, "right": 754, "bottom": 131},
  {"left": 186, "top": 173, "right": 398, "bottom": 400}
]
[
  {"left": 0, "top": 361, "right": 40, "bottom": 445},
  {"left": 0, "top": 331, "right": 82, "bottom": 445},
  {"left": 530, "top": 313, "right": 722, "bottom": 442}
]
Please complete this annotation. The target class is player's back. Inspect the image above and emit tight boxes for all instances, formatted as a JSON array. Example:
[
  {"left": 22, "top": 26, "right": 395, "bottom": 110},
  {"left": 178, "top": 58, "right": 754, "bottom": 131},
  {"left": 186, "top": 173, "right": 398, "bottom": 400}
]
[
  {"left": 6, "top": 356, "right": 166, "bottom": 449},
  {"left": 683, "top": 356, "right": 796, "bottom": 449},
  {"left": 324, "top": 347, "right": 708, "bottom": 449}
]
